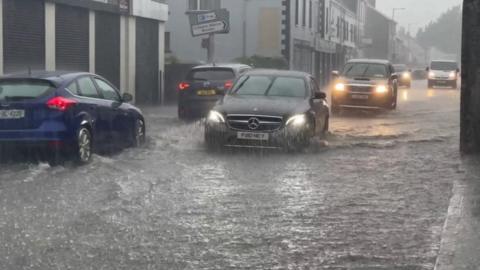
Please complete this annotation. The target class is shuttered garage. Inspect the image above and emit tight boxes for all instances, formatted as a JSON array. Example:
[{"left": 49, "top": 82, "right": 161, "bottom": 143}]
[
  {"left": 3, "top": 0, "right": 45, "bottom": 73},
  {"left": 95, "top": 11, "right": 120, "bottom": 88},
  {"left": 136, "top": 17, "right": 159, "bottom": 104},
  {"left": 56, "top": 4, "right": 89, "bottom": 71}
]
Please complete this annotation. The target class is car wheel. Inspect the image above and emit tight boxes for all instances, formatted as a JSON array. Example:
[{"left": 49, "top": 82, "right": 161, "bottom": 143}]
[
  {"left": 390, "top": 87, "right": 398, "bottom": 110},
  {"left": 133, "top": 119, "right": 146, "bottom": 147},
  {"left": 321, "top": 116, "right": 329, "bottom": 138},
  {"left": 75, "top": 127, "right": 92, "bottom": 164}
]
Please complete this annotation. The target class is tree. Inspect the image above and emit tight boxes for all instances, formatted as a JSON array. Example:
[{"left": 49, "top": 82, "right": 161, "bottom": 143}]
[{"left": 416, "top": 5, "right": 462, "bottom": 56}]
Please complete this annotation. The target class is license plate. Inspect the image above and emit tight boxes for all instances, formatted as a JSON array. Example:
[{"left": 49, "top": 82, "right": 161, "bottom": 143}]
[
  {"left": 237, "top": 132, "right": 269, "bottom": 141},
  {"left": 351, "top": 94, "right": 369, "bottom": 100},
  {"left": 197, "top": 89, "right": 216, "bottom": 96},
  {"left": 0, "top": 110, "right": 25, "bottom": 119}
]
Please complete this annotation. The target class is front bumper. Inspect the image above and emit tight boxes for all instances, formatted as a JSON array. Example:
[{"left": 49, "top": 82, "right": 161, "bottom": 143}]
[
  {"left": 332, "top": 91, "right": 391, "bottom": 109},
  {"left": 205, "top": 122, "right": 311, "bottom": 149},
  {"left": 429, "top": 78, "right": 457, "bottom": 85}
]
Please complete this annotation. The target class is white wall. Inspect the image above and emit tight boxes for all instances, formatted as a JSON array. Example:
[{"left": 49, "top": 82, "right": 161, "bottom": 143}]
[{"left": 132, "top": 0, "right": 168, "bottom": 21}]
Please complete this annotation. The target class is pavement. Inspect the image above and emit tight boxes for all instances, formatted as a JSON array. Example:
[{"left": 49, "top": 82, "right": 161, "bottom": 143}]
[{"left": 434, "top": 156, "right": 480, "bottom": 270}]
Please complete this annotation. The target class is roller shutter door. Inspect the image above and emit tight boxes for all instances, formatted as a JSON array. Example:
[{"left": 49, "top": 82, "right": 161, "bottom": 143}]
[
  {"left": 3, "top": 0, "right": 45, "bottom": 73},
  {"left": 56, "top": 4, "right": 89, "bottom": 71},
  {"left": 136, "top": 17, "right": 159, "bottom": 104},
  {"left": 95, "top": 11, "right": 120, "bottom": 88}
]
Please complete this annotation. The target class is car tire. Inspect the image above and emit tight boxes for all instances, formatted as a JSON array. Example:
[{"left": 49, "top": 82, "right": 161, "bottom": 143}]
[
  {"left": 75, "top": 127, "right": 93, "bottom": 165},
  {"left": 133, "top": 118, "right": 146, "bottom": 147},
  {"left": 389, "top": 87, "right": 398, "bottom": 110},
  {"left": 321, "top": 116, "right": 329, "bottom": 138}
]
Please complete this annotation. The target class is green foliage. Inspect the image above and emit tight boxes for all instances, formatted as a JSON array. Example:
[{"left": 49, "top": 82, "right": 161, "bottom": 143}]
[
  {"left": 416, "top": 5, "right": 462, "bottom": 55},
  {"left": 234, "top": 55, "right": 289, "bottom": 70}
]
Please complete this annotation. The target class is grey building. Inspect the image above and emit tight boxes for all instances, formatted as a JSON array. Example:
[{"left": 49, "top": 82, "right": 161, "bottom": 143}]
[
  {"left": 363, "top": 4, "right": 397, "bottom": 61},
  {"left": 166, "top": 0, "right": 286, "bottom": 63},
  {"left": 0, "top": 0, "right": 168, "bottom": 104}
]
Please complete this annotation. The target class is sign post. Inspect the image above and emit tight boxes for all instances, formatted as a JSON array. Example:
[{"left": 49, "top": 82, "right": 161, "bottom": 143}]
[{"left": 188, "top": 9, "right": 230, "bottom": 63}]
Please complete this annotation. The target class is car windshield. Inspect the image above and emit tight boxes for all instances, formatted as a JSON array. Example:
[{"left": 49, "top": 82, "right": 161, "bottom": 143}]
[
  {"left": 342, "top": 63, "right": 388, "bottom": 78},
  {"left": 0, "top": 80, "right": 54, "bottom": 101},
  {"left": 187, "top": 68, "right": 235, "bottom": 81},
  {"left": 431, "top": 61, "right": 458, "bottom": 70},
  {"left": 231, "top": 75, "right": 307, "bottom": 98},
  {"left": 393, "top": 65, "right": 407, "bottom": 72}
]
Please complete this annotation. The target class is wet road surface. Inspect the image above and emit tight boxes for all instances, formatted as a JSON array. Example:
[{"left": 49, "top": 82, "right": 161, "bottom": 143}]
[{"left": 0, "top": 81, "right": 463, "bottom": 269}]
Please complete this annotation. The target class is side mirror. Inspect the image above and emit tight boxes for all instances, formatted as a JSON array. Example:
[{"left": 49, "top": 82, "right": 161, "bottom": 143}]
[
  {"left": 331, "top": 70, "right": 340, "bottom": 78},
  {"left": 314, "top": 92, "right": 327, "bottom": 100},
  {"left": 426, "top": 67, "right": 430, "bottom": 72},
  {"left": 122, "top": 93, "right": 133, "bottom": 103}
]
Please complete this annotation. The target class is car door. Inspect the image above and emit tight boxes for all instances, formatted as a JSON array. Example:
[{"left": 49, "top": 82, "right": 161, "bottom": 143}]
[
  {"left": 92, "top": 77, "right": 132, "bottom": 144},
  {"left": 309, "top": 77, "right": 327, "bottom": 135},
  {"left": 76, "top": 76, "right": 114, "bottom": 145}
]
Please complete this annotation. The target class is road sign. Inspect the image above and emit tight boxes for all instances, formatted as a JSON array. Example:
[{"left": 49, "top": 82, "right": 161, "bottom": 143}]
[
  {"left": 192, "top": 21, "right": 228, "bottom": 36},
  {"left": 197, "top": 12, "right": 217, "bottom": 23},
  {"left": 189, "top": 9, "right": 230, "bottom": 37}
]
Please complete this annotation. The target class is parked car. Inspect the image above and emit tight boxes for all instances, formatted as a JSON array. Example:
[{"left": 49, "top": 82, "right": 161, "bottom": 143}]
[
  {"left": 204, "top": 70, "right": 330, "bottom": 151},
  {"left": 427, "top": 60, "right": 460, "bottom": 89},
  {"left": 331, "top": 59, "right": 399, "bottom": 113},
  {"left": 393, "top": 64, "right": 412, "bottom": 88},
  {"left": 0, "top": 71, "right": 145, "bottom": 164},
  {"left": 177, "top": 63, "right": 252, "bottom": 119}
]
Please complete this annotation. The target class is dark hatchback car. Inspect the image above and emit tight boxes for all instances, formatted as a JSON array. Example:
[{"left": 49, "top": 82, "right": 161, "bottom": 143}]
[
  {"left": 177, "top": 64, "right": 251, "bottom": 119},
  {"left": 331, "top": 59, "right": 398, "bottom": 112},
  {"left": 205, "top": 70, "right": 330, "bottom": 151},
  {"left": 393, "top": 64, "right": 412, "bottom": 88},
  {"left": 0, "top": 71, "right": 145, "bottom": 164}
]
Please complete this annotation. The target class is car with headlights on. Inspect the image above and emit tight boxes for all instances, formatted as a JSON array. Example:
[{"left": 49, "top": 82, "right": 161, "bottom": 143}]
[
  {"left": 393, "top": 64, "right": 412, "bottom": 88},
  {"left": 426, "top": 60, "right": 459, "bottom": 89},
  {"left": 177, "top": 63, "right": 252, "bottom": 120},
  {"left": 0, "top": 71, "right": 145, "bottom": 164},
  {"left": 331, "top": 59, "right": 398, "bottom": 113},
  {"left": 204, "top": 70, "right": 330, "bottom": 151}
]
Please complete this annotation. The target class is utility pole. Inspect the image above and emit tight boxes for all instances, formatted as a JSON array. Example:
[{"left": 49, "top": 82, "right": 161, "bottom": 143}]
[{"left": 207, "top": 33, "right": 215, "bottom": 63}]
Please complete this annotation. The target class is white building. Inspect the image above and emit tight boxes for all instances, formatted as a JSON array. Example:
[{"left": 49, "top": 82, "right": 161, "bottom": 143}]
[{"left": 0, "top": 0, "right": 168, "bottom": 104}]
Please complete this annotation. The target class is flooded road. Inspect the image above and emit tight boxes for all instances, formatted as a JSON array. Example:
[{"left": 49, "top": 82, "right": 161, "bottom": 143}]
[{"left": 0, "top": 81, "right": 462, "bottom": 269}]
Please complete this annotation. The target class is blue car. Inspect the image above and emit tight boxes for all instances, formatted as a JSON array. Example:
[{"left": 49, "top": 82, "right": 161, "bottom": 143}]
[{"left": 0, "top": 71, "right": 146, "bottom": 164}]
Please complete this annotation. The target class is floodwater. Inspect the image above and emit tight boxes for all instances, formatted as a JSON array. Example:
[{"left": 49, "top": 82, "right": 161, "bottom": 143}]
[{"left": 0, "top": 81, "right": 462, "bottom": 269}]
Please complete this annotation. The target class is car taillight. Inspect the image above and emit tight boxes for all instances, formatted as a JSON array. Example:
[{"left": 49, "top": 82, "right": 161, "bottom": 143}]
[
  {"left": 178, "top": 82, "right": 190, "bottom": 91},
  {"left": 224, "top": 80, "right": 233, "bottom": 90},
  {"left": 46, "top": 96, "right": 77, "bottom": 111}
]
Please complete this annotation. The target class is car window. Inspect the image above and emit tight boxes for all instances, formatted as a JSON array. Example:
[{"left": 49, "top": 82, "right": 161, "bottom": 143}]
[
  {"left": 187, "top": 68, "right": 235, "bottom": 81},
  {"left": 343, "top": 63, "right": 388, "bottom": 78},
  {"left": 94, "top": 78, "right": 120, "bottom": 101},
  {"left": 232, "top": 75, "right": 307, "bottom": 98},
  {"left": 77, "top": 77, "right": 100, "bottom": 98},
  {"left": 0, "top": 80, "right": 55, "bottom": 101},
  {"left": 431, "top": 61, "right": 458, "bottom": 70},
  {"left": 66, "top": 81, "right": 79, "bottom": 95}
]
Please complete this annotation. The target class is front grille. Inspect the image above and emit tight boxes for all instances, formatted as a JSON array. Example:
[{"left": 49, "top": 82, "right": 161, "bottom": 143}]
[
  {"left": 227, "top": 115, "right": 283, "bottom": 131},
  {"left": 347, "top": 85, "right": 374, "bottom": 93}
]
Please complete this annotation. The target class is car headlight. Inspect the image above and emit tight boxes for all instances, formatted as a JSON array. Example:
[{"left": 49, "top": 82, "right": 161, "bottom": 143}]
[
  {"left": 375, "top": 85, "right": 388, "bottom": 94},
  {"left": 207, "top": 110, "right": 225, "bottom": 123},
  {"left": 286, "top": 114, "right": 306, "bottom": 127},
  {"left": 428, "top": 71, "right": 436, "bottom": 78},
  {"left": 402, "top": 72, "right": 410, "bottom": 79},
  {"left": 449, "top": 71, "right": 456, "bottom": 79},
  {"left": 334, "top": 83, "right": 345, "bottom": 92}
]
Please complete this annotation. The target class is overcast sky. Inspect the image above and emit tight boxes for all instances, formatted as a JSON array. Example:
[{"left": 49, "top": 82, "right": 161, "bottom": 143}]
[{"left": 376, "top": 0, "right": 462, "bottom": 35}]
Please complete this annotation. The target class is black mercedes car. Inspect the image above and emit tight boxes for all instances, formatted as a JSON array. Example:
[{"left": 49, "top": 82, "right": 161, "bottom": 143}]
[
  {"left": 331, "top": 59, "right": 398, "bottom": 113},
  {"left": 204, "top": 70, "right": 330, "bottom": 151}
]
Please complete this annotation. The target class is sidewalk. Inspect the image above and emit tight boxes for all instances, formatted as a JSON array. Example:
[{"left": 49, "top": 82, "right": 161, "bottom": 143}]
[{"left": 435, "top": 157, "right": 480, "bottom": 270}]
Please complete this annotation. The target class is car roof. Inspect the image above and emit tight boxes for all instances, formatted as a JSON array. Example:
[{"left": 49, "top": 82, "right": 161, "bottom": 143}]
[
  {"left": 192, "top": 63, "right": 251, "bottom": 70},
  {"left": 431, "top": 60, "right": 458, "bottom": 63},
  {"left": 347, "top": 59, "right": 391, "bottom": 65},
  {"left": 0, "top": 70, "right": 92, "bottom": 86},
  {"left": 243, "top": 69, "right": 311, "bottom": 78}
]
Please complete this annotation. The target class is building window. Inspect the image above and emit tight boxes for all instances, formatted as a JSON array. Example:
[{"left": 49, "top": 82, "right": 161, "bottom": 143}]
[
  {"left": 302, "top": 0, "right": 306, "bottom": 27},
  {"left": 188, "top": 0, "right": 220, "bottom": 11},
  {"left": 309, "top": 0, "right": 313, "bottom": 29},
  {"left": 295, "top": 0, "right": 299, "bottom": 25}
]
